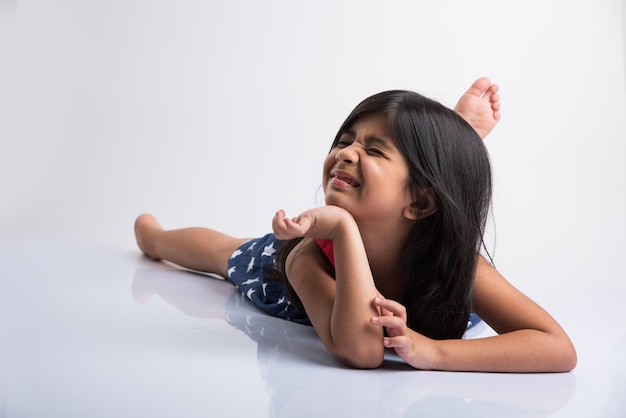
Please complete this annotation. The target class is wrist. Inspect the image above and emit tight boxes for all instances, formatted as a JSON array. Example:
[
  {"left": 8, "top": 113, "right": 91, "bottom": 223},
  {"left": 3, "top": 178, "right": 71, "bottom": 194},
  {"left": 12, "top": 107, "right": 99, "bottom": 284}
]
[
  {"left": 426, "top": 339, "right": 443, "bottom": 371},
  {"left": 407, "top": 335, "right": 441, "bottom": 371},
  {"left": 328, "top": 208, "right": 358, "bottom": 241}
]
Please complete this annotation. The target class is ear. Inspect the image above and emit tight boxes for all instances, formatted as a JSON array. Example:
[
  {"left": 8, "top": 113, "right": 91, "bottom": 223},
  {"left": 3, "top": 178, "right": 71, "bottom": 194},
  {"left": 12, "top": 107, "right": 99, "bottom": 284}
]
[{"left": 403, "top": 188, "right": 438, "bottom": 221}]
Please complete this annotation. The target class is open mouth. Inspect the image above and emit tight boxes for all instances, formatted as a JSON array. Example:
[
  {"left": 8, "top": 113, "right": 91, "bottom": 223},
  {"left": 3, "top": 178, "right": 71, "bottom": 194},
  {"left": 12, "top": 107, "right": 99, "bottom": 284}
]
[{"left": 330, "top": 171, "right": 361, "bottom": 187}]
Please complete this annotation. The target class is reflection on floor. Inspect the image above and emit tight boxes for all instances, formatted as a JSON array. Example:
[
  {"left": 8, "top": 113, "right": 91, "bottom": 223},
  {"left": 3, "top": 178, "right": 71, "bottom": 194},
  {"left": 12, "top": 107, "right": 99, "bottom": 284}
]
[
  {"left": 4, "top": 236, "right": 621, "bottom": 417},
  {"left": 133, "top": 266, "right": 578, "bottom": 417}
]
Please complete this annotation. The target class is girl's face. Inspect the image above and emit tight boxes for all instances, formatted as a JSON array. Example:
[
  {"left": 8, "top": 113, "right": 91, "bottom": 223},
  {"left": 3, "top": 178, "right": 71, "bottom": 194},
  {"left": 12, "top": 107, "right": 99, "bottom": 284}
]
[{"left": 323, "top": 113, "right": 415, "bottom": 224}]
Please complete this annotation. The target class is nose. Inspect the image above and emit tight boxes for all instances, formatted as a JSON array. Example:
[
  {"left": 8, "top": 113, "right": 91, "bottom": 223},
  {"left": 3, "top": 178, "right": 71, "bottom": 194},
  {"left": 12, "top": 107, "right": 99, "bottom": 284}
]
[{"left": 335, "top": 144, "right": 359, "bottom": 164}]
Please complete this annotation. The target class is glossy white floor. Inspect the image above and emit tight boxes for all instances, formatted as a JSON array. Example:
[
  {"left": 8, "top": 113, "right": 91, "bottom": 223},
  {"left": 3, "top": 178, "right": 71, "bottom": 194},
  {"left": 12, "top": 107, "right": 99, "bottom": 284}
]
[
  {"left": 2, "top": 235, "right": 622, "bottom": 418},
  {"left": 2, "top": 1, "right": 626, "bottom": 417}
]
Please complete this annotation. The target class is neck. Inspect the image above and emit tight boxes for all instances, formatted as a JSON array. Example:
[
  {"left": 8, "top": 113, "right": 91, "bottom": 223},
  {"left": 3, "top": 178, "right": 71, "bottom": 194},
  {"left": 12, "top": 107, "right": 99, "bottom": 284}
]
[{"left": 357, "top": 219, "right": 413, "bottom": 301}]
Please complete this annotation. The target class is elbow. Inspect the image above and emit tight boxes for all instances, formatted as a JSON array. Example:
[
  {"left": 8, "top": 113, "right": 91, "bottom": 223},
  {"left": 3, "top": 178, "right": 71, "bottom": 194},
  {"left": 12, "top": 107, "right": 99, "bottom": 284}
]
[
  {"left": 324, "top": 322, "right": 386, "bottom": 369},
  {"left": 335, "top": 344, "right": 384, "bottom": 369},
  {"left": 340, "top": 353, "right": 384, "bottom": 370},
  {"left": 547, "top": 335, "right": 577, "bottom": 372},
  {"left": 559, "top": 342, "right": 577, "bottom": 372}
]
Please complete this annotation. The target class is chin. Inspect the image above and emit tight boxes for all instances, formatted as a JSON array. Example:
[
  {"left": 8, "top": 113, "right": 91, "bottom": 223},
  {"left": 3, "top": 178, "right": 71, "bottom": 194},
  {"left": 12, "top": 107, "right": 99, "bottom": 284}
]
[
  {"left": 324, "top": 199, "right": 355, "bottom": 216},
  {"left": 324, "top": 196, "right": 345, "bottom": 209}
]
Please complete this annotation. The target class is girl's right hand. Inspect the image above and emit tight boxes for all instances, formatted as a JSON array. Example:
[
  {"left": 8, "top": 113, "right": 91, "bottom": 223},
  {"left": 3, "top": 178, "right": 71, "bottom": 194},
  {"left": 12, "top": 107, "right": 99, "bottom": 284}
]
[
  {"left": 272, "top": 205, "right": 354, "bottom": 241},
  {"left": 371, "top": 297, "right": 438, "bottom": 370},
  {"left": 272, "top": 209, "right": 312, "bottom": 240}
]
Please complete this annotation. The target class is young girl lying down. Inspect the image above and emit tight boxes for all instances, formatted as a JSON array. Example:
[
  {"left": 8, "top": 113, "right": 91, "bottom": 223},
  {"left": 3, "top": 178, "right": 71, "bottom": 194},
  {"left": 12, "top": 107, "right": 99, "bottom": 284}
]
[{"left": 135, "top": 78, "right": 577, "bottom": 372}]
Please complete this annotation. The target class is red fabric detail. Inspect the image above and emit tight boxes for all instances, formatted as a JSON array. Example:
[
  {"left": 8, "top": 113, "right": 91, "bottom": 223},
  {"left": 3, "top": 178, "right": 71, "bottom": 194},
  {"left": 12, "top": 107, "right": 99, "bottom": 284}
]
[{"left": 315, "top": 239, "right": 335, "bottom": 267}]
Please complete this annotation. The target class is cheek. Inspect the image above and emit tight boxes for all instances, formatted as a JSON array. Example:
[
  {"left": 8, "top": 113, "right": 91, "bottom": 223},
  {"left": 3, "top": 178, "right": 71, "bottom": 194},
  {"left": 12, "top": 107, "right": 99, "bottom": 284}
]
[
  {"left": 385, "top": 174, "right": 414, "bottom": 204},
  {"left": 322, "top": 153, "right": 336, "bottom": 180}
]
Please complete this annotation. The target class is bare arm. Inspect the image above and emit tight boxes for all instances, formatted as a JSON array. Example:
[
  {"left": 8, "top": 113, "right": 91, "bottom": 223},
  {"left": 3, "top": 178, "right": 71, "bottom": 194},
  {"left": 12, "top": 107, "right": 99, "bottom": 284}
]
[
  {"left": 372, "top": 257, "right": 577, "bottom": 372},
  {"left": 272, "top": 206, "right": 385, "bottom": 368}
]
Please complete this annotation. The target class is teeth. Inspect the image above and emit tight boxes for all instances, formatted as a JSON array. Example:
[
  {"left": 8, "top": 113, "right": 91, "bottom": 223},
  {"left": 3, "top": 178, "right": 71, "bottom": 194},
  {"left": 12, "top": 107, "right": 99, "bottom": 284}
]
[{"left": 332, "top": 173, "right": 359, "bottom": 186}]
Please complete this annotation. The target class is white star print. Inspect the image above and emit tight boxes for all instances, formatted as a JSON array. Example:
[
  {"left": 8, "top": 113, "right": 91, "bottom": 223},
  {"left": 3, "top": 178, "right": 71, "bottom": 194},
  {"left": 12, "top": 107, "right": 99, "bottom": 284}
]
[
  {"left": 247, "top": 257, "right": 255, "bottom": 272},
  {"left": 227, "top": 266, "right": 236, "bottom": 277},
  {"left": 247, "top": 242, "right": 257, "bottom": 251},
  {"left": 262, "top": 242, "right": 276, "bottom": 257},
  {"left": 246, "top": 288, "right": 256, "bottom": 299},
  {"left": 241, "top": 277, "right": 259, "bottom": 286},
  {"left": 230, "top": 249, "right": 243, "bottom": 259}
]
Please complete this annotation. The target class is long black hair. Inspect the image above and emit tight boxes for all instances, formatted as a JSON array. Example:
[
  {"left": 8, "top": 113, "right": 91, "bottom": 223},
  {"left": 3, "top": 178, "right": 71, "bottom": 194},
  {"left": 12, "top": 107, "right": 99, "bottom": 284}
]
[{"left": 274, "top": 90, "right": 492, "bottom": 340}]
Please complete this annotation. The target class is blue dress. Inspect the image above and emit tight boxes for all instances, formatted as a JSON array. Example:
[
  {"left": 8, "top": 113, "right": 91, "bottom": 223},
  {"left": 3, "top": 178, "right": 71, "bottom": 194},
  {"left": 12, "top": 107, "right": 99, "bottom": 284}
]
[
  {"left": 227, "top": 234, "right": 481, "bottom": 329},
  {"left": 226, "top": 233, "right": 311, "bottom": 325}
]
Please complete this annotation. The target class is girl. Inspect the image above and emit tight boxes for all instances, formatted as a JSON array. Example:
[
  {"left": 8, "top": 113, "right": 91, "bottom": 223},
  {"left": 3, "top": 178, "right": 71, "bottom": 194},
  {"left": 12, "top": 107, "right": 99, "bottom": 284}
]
[{"left": 134, "top": 78, "right": 576, "bottom": 372}]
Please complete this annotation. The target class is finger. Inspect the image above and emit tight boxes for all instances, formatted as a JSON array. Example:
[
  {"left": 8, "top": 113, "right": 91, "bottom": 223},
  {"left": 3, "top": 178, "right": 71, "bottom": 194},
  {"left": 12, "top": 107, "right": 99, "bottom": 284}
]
[
  {"left": 373, "top": 297, "right": 407, "bottom": 321},
  {"left": 273, "top": 210, "right": 298, "bottom": 239},
  {"left": 271, "top": 211, "right": 282, "bottom": 236},
  {"left": 380, "top": 306, "right": 394, "bottom": 317},
  {"left": 288, "top": 214, "right": 312, "bottom": 235},
  {"left": 370, "top": 314, "right": 407, "bottom": 332},
  {"left": 273, "top": 210, "right": 286, "bottom": 226},
  {"left": 283, "top": 217, "right": 304, "bottom": 233},
  {"left": 280, "top": 216, "right": 313, "bottom": 240},
  {"left": 383, "top": 335, "right": 412, "bottom": 353}
]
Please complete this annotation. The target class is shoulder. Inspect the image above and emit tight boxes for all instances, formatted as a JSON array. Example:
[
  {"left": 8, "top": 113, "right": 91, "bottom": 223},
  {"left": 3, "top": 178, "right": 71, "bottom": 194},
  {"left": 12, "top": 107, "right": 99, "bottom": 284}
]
[
  {"left": 286, "top": 238, "right": 334, "bottom": 278},
  {"left": 474, "top": 256, "right": 498, "bottom": 282},
  {"left": 286, "top": 238, "right": 335, "bottom": 275},
  {"left": 473, "top": 256, "right": 513, "bottom": 309}
]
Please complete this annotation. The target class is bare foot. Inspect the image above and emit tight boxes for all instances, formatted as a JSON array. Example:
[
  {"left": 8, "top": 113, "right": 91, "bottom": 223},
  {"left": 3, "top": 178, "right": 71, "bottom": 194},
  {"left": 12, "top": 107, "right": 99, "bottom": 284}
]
[
  {"left": 134, "top": 213, "right": 163, "bottom": 260},
  {"left": 454, "top": 77, "right": 501, "bottom": 139}
]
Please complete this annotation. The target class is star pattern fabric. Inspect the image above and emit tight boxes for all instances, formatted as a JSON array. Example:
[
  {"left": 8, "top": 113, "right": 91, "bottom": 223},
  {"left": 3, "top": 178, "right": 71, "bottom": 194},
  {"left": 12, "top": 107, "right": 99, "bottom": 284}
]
[{"left": 226, "top": 233, "right": 311, "bottom": 325}]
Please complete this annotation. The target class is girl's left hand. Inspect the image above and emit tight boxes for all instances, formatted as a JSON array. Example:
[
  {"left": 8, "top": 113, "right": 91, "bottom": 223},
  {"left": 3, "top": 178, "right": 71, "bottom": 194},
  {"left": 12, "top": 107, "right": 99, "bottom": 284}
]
[{"left": 371, "top": 297, "right": 438, "bottom": 370}]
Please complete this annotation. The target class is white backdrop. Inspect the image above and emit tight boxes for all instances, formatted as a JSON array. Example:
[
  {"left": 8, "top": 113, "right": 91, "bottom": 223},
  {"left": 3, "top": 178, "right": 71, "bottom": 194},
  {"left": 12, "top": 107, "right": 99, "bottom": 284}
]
[{"left": 1, "top": 0, "right": 625, "bottom": 290}]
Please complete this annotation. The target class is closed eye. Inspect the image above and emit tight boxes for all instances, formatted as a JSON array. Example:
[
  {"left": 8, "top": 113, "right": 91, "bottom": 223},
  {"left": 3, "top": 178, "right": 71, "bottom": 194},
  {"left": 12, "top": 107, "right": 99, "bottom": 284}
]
[
  {"left": 365, "top": 147, "right": 385, "bottom": 156},
  {"left": 335, "top": 138, "right": 353, "bottom": 148}
]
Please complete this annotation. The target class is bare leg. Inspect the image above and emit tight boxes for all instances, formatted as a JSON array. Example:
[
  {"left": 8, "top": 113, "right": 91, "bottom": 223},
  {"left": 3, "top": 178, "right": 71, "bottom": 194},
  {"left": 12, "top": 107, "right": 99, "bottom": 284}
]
[
  {"left": 454, "top": 77, "right": 501, "bottom": 139},
  {"left": 134, "top": 214, "right": 248, "bottom": 277}
]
